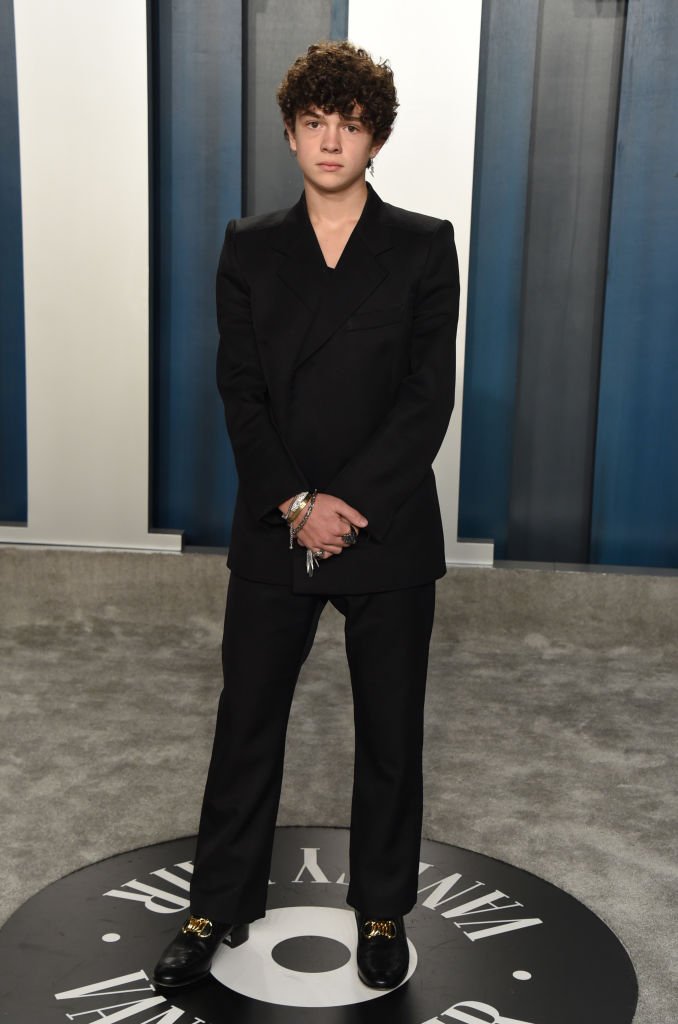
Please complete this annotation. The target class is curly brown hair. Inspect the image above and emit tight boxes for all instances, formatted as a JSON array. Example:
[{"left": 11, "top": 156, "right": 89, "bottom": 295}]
[{"left": 277, "top": 40, "right": 398, "bottom": 142}]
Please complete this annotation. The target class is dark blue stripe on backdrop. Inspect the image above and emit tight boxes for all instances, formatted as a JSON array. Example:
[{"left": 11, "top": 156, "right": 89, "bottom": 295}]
[
  {"left": 330, "top": 0, "right": 349, "bottom": 40},
  {"left": 243, "top": 0, "right": 346, "bottom": 217},
  {"left": 506, "top": 0, "right": 626, "bottom": 563},
  {"left": 0, "top": 0, "right": 27, "bottom": 523},
  {"left": 591, "top": 0, "right": 678, "bottom": 568},
  {"left": 150, "top": 0, "right": 242, "bottom": 546},
  {"left": 458, "top": 0, "right": 540, "bottom": 557}
]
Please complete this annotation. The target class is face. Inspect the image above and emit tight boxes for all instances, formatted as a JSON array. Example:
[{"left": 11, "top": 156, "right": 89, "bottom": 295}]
[{"left": 286, "top": 105, "right": 385, "bottom": 194}]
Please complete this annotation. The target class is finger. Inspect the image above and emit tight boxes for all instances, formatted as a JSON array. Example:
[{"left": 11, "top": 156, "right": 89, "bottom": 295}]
[
  {"left": 335, "top": 524, "right": 359, "bottom": 545},
  {"left": 298, "top": 540, "right": 335, "bottom": 559},
  {"left": 337, "top": 515, "right": 359, "bottom": 533},
  {"left": 334, "top": 501, "right": 368, "bottom": 528},
  {"left": 323, "top": 544, "right": 343, "bottom": 555}
]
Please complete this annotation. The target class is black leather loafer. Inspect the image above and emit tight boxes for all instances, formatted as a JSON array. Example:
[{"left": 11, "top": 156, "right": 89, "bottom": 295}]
[
  {"left": 153, "top": 915, "right": 249, "bottom": 988},
  {"left": 355, "top": 912, "right": 409, "bottom": 989}
]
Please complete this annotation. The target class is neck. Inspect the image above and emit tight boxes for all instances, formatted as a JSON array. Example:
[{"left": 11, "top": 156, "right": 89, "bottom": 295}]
[{"left": 304, "top": 177, "right": 368, "bottom": 225}]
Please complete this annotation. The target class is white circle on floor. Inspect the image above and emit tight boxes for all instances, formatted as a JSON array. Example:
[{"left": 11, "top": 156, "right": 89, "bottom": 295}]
[
  {"left": 513, "top": 970, "right": 532, "bottom": 981},
  {"left": 210, "top": 906, "right": 417, "bottom": 1007},
  {"left": 101, "top": 933, "right": 120, "bottom": 943}
]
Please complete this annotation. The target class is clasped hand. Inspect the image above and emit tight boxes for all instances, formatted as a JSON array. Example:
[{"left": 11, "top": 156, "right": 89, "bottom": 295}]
[{"left": 282, "top": 493, "right": 368, "bottom": 558}]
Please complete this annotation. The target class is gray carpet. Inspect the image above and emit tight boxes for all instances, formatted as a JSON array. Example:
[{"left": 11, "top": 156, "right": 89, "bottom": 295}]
[{"left": 1, "top": 546, "right": 677, "bottom": 1021}]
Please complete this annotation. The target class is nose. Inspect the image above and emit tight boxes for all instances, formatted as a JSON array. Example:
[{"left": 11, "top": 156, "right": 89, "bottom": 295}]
[{"left": 321, "top": 125, "right": 341, "bottom": 152}]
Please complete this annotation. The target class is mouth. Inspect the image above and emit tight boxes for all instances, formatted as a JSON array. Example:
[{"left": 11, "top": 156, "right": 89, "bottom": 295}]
[{"left": 317, "top": 163, "right": 343, "bottom": 171}]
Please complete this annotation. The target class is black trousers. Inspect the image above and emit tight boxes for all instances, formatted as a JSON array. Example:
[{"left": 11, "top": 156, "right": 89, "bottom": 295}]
[{"left": 190, "top": 571, "right": 436, "bottom": 924}]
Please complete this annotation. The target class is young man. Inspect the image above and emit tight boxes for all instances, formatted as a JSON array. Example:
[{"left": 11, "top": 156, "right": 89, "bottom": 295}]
[{"left": 154, "top": 40, "right": 459, "bottom": 991}]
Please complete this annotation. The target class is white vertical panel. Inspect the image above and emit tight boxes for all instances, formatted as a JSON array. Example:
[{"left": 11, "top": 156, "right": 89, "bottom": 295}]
[
  {"left": 2, "top": 0, "right": 180, "bottom": 551},
  {"left": 348, "top": 0, "right": 493, "bottom": 565}
]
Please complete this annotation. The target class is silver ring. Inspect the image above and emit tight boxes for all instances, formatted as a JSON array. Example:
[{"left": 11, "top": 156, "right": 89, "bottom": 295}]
[
  {"left": 341, "top": 528, "right": 358, "bottom": 545},
  {"left": 314, "top": 549, "right": 325, "bottom": 558}
]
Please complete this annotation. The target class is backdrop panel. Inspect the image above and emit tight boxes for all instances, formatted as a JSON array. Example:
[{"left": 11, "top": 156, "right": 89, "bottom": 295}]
[
  {"left": 1, "top": 0, "right": 180, "bottom": 550},
  {"left": 591, "top": 0, "right": 678, "bottom": 568},
  {"left": 150, "top": 0, "right": 242, "bottom": 546},
  {"left": 0, "top": 0, "right": 26, "bottom": 524},
  {"left": 458, "top": 0, "right": 540, "bottom": 558},
  {"left": 506, "top": 0, "right": 626, "bottom": 562}
]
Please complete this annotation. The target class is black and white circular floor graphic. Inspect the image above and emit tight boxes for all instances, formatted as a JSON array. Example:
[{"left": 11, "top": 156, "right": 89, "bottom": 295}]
[{"left": 0, "top": 827, "right": 637, "bottom": 1023}]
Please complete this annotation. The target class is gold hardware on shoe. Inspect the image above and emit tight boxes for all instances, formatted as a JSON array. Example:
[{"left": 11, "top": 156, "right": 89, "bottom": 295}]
[
  {"left": 181, "top": 916, "right": 214, "bottom": 939},
  {"left": 362, "top": 919, "right": 397, "bottom": 940}
]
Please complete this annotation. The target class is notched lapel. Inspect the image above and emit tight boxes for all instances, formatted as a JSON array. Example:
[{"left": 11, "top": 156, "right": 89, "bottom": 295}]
[
  {"left": 262, "top": 199, "right": 325, "bottom": 379},
  {"left": 274, "top": 199, "right": 325, "bottom": 313}
]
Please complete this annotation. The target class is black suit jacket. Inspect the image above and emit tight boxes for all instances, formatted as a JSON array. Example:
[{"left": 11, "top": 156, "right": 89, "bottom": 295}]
[{"left": 217, "top": 183, "right": 460, "bottom": 594}]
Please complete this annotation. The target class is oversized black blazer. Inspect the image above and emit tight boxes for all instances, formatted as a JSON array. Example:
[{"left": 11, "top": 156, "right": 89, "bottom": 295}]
[{"left": 217, "top": 183, "right": 460, "bottom": 594}]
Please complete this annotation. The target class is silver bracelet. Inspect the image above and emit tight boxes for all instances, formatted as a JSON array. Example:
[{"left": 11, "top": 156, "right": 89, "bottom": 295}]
[
  {"left": 282, "top": 490, "right": 310, "bottom": 523},
  {"left": 289, "top": 489, "right": 318, "bottom": 549}
]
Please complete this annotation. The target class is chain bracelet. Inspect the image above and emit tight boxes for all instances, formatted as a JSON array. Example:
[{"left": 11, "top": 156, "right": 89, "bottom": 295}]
[{"left": 289, "top": 489, "right": 318, "bottom": 549}]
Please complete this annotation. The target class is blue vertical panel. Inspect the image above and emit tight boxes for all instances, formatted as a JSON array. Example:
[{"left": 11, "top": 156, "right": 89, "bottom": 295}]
[
  {"left": 151, "top": 0, "right": 242, "bottom": 546},
  {"left": 244, "top": 0, "right": 342, "bottom": 217},
  {"left": 0, "top": 0, "right": 27, "bottom": 523},
  {"left": 329, "top": 0, "right": 349, "bottom": 40},
  {"left": 506, "top": 0, "right": 626, "bottom": 563},
  {"left": 458, "top": 0, "right": 540, "bottom": 556},
  {"left": 591, "top": 0, "right": 678, "bottom": 568}
]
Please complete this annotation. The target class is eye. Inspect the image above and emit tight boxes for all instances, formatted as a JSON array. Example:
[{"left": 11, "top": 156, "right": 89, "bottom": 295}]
[
  {"left": 305, "top": 119, "right": 320, "bottom": 129},
  {"left": 344, "top": 124, "right": 360, "bottom": 133}
]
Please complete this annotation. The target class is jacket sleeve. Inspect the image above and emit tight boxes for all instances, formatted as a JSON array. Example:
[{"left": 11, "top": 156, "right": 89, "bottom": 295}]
[
  {"left": 216, "top": 220, "right": 310, "bottom": 524},
  {"left": 324, "top": 220, "right": 459, "bottom": 541}
]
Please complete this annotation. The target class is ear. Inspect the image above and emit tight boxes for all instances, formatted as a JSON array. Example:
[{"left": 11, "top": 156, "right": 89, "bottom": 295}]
[{"left": 369, "top": 132, "right": 389, "bottom": 161}]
